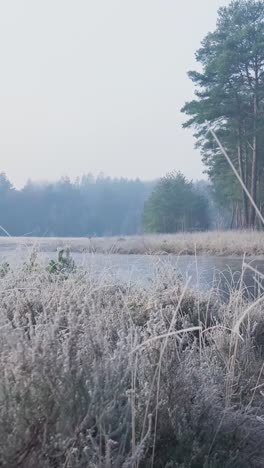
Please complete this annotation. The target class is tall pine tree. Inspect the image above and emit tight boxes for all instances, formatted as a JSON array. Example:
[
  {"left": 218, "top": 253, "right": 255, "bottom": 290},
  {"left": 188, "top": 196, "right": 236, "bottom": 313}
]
[{"left": 182, "top": 0, "right": 264, "bottom": 228}]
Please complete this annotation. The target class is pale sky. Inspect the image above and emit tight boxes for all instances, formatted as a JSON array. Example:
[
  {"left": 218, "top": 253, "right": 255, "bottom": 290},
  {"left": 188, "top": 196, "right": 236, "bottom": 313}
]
[{"left": 0, "top": 0, "right": 230, "bottom": 188}]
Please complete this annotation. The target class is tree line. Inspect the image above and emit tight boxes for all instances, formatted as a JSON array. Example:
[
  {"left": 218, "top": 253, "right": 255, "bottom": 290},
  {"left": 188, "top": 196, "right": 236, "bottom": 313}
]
[
  {"left": 182, "top": 0, "right": 264, "bottom": 229},
  {"left": 0, "top": 172, "right": 213, "bottom": 237},
  {"left": 0, "top": 173, "right": 154, "bottom": 237},
  {"left": 2, "top": 1, "right": 263, "bottom": 236}
]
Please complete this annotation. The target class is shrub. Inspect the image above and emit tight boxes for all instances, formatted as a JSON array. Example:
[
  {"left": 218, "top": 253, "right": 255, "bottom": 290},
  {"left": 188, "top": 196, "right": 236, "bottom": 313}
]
[{"left": 47, "top": 248, "right": 76, "bottom": 276}]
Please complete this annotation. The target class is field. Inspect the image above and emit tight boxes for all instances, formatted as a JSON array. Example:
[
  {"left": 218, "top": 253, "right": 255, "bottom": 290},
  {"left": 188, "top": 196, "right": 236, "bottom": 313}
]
[
  {"left": 1, "top": 230, "right": 264, "bottom": 256},
  {"left": 1, "top": 255, "right": 264, "bottom": 467}
]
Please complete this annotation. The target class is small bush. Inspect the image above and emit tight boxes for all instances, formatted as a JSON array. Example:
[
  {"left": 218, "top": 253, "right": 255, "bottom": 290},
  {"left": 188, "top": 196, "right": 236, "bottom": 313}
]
[{"left": 47, "top": 248, "right": 76, "bottom": 276}]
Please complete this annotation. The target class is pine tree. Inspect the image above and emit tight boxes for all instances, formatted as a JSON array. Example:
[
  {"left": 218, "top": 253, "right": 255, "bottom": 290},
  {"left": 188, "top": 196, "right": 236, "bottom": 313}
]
[{"left": 182, "top": 0, "right": 264, "bottom": 228}]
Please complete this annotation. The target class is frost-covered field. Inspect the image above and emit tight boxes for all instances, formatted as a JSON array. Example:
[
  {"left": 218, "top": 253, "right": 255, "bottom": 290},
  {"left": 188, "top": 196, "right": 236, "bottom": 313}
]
[
  {"left": 0, "top": 230, "right": 264, "bottom": 256},
  {"left": 1, "top": 259, "right": 264, "bottom": 466}
]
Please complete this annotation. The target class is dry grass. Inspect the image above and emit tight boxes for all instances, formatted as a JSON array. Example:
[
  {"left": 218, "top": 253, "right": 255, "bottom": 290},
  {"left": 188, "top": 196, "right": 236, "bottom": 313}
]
[
  {"left": 0, "top": 230, "right": 264, "bottom": 257},
  {"left": 1, "top": 256, "right": 264, "bottom": 467}
]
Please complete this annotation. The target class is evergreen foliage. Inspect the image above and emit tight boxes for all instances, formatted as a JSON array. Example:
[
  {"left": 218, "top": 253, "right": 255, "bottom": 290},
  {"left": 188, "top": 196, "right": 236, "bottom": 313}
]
[
  {"left": 143, "top": 172, "right": 209, "bottom": 233},
  {"left": 0, "top": 173, "right": 154, "bottom": 236},
  {"left": 182, "top": 0, "right": 264, "bottom": 228}
]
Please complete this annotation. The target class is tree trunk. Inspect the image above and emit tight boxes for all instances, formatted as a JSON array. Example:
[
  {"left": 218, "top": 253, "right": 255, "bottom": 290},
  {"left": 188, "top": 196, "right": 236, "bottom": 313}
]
[
  {"left": 244, "top": 140, "right": 249, "bottom": 195},
  {"left": 249, "top": 72, "right": 259, "bottom": 228},
  {"left": 237, "top": 125, "right": 249, "bottom": 228},
  {"left": 250, "top": 102, "right": 257, "bottom": 227},
  {"left": 230, "top": 204, "right": 235, "bottom": 229}
]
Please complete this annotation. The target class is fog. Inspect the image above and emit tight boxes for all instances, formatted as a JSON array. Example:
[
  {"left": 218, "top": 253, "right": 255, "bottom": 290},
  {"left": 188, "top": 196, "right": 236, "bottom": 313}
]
[{"left": 0, "top": 0, "right": 230, "bottom": 188}]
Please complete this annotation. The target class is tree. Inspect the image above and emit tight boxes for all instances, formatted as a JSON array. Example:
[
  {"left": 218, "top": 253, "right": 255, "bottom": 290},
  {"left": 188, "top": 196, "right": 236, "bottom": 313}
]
[
  {"left": 182, "top": 0, "right": 264, "bottom": 228},
  {"left": 143, "top": 172, "right": 209, "bottom": 233},
  {"left": 0, "top": 173, "right": 13, "bottom": 194}
]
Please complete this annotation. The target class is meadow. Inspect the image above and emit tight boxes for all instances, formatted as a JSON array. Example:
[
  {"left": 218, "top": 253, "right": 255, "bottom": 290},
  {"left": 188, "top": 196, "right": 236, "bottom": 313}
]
[
  {"left": 1, "top": 253, "right": 264, "bottom": 467},
  {"left": 0, "top": 230, "right": 264, "bottom": 256}
]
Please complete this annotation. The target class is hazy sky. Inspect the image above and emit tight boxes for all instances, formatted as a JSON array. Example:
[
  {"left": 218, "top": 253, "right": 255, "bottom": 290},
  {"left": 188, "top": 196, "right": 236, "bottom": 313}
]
[{"left": 0, "top": 0, "right": 230, "bottom": 188}]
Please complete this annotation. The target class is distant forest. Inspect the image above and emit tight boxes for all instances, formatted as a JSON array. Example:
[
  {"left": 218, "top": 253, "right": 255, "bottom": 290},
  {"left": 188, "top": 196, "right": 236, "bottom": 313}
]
[
  {"left": 3, "top": 2, "right": 264, "bottom": 235},
  {"left": 0, "top": 172, "right": 230, "bottom": 237},
  {"left": 0, "top": 173, "right": 155, "bottom": 237}
]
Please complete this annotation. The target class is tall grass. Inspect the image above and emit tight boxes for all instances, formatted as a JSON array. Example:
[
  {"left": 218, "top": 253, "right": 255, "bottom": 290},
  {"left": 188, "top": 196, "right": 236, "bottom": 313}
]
[
  {"left": 0, "top": 230, "right": 264, "bottom": 256},
  {"left": 1, "top": 258, "right": 264, "bottom": 467}
]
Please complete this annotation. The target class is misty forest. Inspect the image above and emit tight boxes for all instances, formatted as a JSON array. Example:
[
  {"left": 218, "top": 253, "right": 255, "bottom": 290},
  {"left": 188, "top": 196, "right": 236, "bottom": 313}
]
[
  {"left": 0, "top": 171, "right": 215, "bottom": 236},
  {"left": 3, "top": 2, "right": 264, "bottom": 468},
  {"left": 3, "top": 2, "right": 264, "bottom": 236}
]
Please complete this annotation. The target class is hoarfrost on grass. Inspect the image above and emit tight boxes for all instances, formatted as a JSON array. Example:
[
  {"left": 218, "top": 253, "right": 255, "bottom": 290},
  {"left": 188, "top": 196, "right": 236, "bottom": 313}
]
[{"left": 1, "top": 257, "right": 264, "bottom": 466}]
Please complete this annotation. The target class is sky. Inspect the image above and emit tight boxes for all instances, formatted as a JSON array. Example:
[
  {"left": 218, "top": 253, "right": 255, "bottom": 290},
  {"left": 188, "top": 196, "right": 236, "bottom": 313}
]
[{"left": 0, "top": 0, "right": 230, "bottom": 188}]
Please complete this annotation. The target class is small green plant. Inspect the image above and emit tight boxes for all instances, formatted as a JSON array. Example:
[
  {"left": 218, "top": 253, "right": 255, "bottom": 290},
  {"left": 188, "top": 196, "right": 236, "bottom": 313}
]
[{"left": 47, "top": 248, "right": 76, "bottom": 275}]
